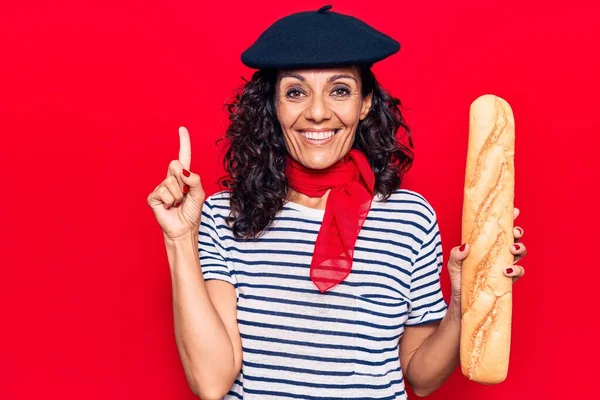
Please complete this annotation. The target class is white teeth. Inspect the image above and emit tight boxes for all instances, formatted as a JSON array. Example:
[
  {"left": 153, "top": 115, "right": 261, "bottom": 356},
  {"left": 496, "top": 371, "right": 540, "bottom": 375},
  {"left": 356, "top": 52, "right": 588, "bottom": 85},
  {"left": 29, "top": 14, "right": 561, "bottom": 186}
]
[{"left": 300, "top": 130, "right": 336, "bottom": 140}]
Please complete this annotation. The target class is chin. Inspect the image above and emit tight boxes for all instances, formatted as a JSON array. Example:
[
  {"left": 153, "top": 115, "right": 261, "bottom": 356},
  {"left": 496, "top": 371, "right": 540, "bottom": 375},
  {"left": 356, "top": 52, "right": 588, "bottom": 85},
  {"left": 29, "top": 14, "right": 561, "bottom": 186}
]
[
  {"left": 285, "top": 131, "right": 355, "bottom": 170},
  {"left": 296, "top": 151, "right": 344, "bottom": 170}
]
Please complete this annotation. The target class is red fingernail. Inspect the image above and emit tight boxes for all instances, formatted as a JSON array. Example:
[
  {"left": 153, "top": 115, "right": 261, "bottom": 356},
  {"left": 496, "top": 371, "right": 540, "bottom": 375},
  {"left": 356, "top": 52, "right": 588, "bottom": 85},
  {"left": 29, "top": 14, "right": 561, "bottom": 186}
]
[
  {"left": 182, "top": 185, "right": 189, "bottom": 194},
  {"left": 506, "top": 268, "right": 513, "bottom": 274},
  {"left": 513, "top": 244, "right": 521, "bottom": 251},
  {"left": 459, "top": 243, "right": 467, "bottom": 252},
  {"left": 182, "top": 169, "right": 190, "bottom": 177},
  {"left": 174, "top": 202, "right": 180, "bottom": 207}
]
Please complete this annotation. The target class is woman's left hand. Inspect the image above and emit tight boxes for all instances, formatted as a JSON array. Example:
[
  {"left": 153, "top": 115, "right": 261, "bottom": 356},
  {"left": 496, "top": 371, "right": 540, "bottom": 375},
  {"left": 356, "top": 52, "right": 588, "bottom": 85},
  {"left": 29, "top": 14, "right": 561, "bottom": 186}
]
[{"left": 448, "top": 207, "right": 527, "bottom": 302}]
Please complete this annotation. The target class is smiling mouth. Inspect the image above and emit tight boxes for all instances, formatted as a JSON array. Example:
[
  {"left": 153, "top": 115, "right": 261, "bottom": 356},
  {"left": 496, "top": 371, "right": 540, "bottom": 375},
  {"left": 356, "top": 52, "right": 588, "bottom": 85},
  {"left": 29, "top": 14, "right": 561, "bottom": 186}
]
[{"left": 298, "top": 129, "right": 340, "bottom": 141}]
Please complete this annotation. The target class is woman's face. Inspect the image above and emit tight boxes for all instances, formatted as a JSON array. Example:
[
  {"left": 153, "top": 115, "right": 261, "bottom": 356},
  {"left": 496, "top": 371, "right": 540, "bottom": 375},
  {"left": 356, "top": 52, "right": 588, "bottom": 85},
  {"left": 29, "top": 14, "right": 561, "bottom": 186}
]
[{"left": 275, "top": 66, "right": 372, "bottom": 170}]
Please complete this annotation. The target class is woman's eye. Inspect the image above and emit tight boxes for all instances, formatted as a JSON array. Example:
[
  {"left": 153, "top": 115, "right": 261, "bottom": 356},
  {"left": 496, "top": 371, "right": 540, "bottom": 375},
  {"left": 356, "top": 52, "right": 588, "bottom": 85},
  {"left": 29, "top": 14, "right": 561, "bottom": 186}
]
[
  {"left": 332, "top": 87, "right": 351, "bottom": 97},
  {"left": 286, "top": 89, "right": 303, "bottom": 98}
]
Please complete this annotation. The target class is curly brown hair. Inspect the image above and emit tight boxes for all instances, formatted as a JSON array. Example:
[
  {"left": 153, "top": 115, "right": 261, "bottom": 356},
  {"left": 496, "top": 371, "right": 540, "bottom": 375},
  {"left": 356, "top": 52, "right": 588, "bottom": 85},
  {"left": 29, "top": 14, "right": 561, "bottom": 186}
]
[{"left": 218, "top": 65, "right": 414, "bottom": 239}]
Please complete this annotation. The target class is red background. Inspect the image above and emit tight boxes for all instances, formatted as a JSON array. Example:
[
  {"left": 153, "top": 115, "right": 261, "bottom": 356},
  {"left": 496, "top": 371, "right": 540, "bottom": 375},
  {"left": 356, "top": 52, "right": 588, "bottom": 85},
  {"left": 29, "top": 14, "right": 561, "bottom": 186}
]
[{"left": 1, "top": 1, "right": 598, "bottom": 399}]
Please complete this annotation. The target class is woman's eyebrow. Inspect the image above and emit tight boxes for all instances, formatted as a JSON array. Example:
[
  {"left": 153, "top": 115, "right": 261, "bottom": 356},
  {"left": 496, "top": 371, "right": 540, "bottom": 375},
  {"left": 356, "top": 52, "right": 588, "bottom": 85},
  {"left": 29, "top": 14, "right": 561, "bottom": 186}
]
[
  {"left": 279, "top": 72, "right": 305, "bottom": 81},
  {"left": 327, "top": 74, "right": 357, "bottom": 83}
]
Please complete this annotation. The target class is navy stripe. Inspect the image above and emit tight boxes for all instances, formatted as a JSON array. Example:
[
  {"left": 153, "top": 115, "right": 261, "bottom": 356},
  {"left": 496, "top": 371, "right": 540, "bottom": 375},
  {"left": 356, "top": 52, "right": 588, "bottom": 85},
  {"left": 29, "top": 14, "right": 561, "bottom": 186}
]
[
  {"left": 410, "top": 291, "right": 445, "bottom": 306},
  {"left": 242, "top": 372, "right": 403, "bottom": 390},
  {"left": 239, "top": 293, "right": 406, "bottom": 319},
  {"left": 407, "top": 314, "right": 446, "bottom": 326},
  {"left": 238, "top": 319, "right": 400, "bottom": 342},
  {"left": 213, "top": 223, "right": 423, "bottom": 245},
  {"left": 357, "top": 239, "right": 416, "bottom": 257},
  {"left": 199, "top": 254, "right": 224, "bottom": 264},
  {"left": 413, "top": 256, "right": 438, "bottom": 276},
  {"left": 198, "top": 228, "right": 228, "bottom": 254},
  {"left": 227, "top": 256, "right": 411, "bottom": 281},
  {"left": 233, "top": 269, "right": 410, "bottom": 293},
  {"left": 394, "top": 189, "right": 430, "bottom": 205},
  {"left": 226, "top": 390, "right": 243, "bottom": 399},
  {"left": 361, "top": 225, "right": 422, "bottom": 243},
  {"left": 275, "top": 215, "right": 429, "bottom": 234},
  {"left": 371, "top": 206, "right": 432, "bottom": 222},
  {"left": 421, "top": 228, "right": 441, "bottom": 248},
  {"left": 411, "top": 266, "right": 440, "bottom": 283},
  {"left": 240, "top": 332, "right": 398, "bottom": 354},
  {"left": 411, "top": 277, "right": 443, "bottom": 293},
  {"left": 414, "top": 242, "right": 440, "bottom": 265},
  {"left": 222, "top": 243, "right": 414, "bottom": 265},
  {"left": 365, "top": 215, "right": 430, "bottom": 231},
  {"left": 243, "top": 346, "right": 400, "bottom": 366},
  {"left": 236, "top": 282, "right": 405, "bottom": 307},
  {"left": 273, "top": 216, "right": 322, "bottom": 226},
  {"left": 242, "top": 387, "right": 405, "bottom": 400},
  {"left": 237, "top": 305, "right": 406, "bottom": 331},
  {"left": 218, "top": 234, "right": 418, "bottom": 258},
  {"left": 410, "top": 297, "right": 446, "bottom": 313},
  {"left": 243, "top": 360, "right": 354, "bottom": 376},
  {"left": 232, "top": 267, "right": 409, "bottom": 293},
  {"left": 243, "top": 360, "right": 403, "bottom": 380}
]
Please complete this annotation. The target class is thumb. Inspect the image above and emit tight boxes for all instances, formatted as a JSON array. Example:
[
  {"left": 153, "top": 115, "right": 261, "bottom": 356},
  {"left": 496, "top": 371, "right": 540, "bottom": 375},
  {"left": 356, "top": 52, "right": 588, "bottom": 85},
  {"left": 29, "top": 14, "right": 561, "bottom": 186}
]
[
  {"left": 179, "top": 168, "right": 206, "bottom": 204},
  {"left": 449, "top": 243, "right": 470, "bottom": 269}
]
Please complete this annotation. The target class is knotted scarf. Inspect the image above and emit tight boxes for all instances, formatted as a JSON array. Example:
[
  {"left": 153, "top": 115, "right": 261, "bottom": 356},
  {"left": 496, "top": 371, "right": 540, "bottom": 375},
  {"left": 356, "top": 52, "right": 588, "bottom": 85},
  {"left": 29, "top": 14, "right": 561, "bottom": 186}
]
[{"left": 285, "top": 149, "right": 375, "bottom": 293}]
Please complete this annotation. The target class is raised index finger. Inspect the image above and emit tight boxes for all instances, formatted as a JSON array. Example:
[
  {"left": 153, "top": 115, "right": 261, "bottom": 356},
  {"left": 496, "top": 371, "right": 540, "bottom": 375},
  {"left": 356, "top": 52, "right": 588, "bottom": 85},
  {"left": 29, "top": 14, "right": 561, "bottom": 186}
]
[{"left": 178, "top": 126, "right": 191, "bottom": 170}]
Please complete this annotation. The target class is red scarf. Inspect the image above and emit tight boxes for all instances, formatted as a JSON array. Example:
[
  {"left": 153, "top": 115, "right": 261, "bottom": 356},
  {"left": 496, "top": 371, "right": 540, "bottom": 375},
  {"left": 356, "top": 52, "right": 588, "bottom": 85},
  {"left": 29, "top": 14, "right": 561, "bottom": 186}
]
[{"left": 285, "top": 149, "right": 375, "bottom": 293}]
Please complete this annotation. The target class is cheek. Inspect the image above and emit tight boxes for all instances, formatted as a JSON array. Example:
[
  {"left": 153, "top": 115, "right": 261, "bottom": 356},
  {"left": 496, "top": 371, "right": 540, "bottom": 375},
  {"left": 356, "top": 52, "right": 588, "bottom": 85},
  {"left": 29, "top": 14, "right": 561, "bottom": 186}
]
[
  {"left": 276, "top": 102, "right": 300, "bottom": 131},
  {"left": 332, "top": 100, "right": 362, "bottom": 127}
]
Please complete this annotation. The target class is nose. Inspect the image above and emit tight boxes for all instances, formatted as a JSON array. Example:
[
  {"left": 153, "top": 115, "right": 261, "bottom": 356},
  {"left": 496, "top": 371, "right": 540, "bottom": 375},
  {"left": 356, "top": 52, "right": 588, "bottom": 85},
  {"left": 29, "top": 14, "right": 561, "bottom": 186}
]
[{"left": 304, "top": 93, "right": 331, "bottom": 123}]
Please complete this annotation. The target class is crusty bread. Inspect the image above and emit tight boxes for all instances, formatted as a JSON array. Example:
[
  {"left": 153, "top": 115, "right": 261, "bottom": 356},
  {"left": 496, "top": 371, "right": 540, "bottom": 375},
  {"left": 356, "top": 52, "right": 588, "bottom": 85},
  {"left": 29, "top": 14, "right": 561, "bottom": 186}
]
[{"left": 460, "top": 94, "right": 515, "bottom": 384}]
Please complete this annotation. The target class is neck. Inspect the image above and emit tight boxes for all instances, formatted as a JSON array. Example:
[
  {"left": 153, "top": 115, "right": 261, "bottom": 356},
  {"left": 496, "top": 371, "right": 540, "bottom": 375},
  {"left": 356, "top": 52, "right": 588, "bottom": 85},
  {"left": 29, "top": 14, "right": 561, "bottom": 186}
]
[{"left": 287, "top": 188, "right": 331, "bottom": 210}]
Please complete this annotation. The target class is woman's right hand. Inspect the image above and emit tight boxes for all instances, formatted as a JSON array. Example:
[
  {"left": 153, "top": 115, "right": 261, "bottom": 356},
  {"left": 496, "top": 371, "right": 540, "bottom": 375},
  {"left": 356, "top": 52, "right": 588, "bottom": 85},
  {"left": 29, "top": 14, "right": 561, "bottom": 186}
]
[{"left": 147, "top": 126, "right": 206, "bottom": 242}]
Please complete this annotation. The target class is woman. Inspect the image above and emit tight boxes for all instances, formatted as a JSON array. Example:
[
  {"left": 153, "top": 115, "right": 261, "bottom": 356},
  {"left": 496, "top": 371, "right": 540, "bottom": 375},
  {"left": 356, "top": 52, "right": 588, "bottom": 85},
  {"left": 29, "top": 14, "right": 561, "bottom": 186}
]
[{"left": 147, "top": 5, "right": 527, "bottom": 399}]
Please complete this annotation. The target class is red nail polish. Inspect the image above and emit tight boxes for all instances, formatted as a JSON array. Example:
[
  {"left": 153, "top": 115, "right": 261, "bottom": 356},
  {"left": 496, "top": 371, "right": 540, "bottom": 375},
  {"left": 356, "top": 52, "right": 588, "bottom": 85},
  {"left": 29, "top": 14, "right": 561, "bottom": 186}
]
[
  {"left": 182, "top": 185, "right": 189, "bottom": 194},
  {"left": 514, "top": 244, "right": 521, "bottom": 251},
  {"left": 173, "top": 202, "right": 180, "bottom": 207},
  {"left": 182, "top": 169, "right": 190, "bottom": 177},
  {"left": 459, "top": 243, "right": 466, "bottom": 252},
  {"left": 506, "top": 268, "right": 513, "bottom": 274}
]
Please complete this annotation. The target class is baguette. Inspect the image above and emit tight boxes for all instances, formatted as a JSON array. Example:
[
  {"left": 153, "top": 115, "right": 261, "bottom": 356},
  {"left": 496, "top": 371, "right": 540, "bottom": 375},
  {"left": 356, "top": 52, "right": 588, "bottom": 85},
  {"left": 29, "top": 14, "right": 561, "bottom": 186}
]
[{"left": 460, "top": 94, "right": 515, "bottom": 384}]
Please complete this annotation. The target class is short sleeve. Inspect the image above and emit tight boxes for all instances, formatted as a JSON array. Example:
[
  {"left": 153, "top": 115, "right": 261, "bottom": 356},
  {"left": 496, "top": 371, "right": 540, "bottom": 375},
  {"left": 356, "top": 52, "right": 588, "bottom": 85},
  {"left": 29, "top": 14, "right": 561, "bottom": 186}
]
[
  {"left": 406, "top": 210, "right": 448, "bottom": 326},
  {"left": 198, "top": 199, "right": 238, "bottom": 299}
]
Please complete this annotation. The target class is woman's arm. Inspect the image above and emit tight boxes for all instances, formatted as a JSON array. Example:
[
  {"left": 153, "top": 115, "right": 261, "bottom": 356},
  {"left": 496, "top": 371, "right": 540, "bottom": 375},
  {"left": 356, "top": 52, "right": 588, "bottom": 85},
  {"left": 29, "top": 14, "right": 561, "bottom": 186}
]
[
  {"left": 400, "top": 297, "right": 461, "bottom": 397},
  {"left": 166, "top": 232, "right": 242, "bottom": 400}
]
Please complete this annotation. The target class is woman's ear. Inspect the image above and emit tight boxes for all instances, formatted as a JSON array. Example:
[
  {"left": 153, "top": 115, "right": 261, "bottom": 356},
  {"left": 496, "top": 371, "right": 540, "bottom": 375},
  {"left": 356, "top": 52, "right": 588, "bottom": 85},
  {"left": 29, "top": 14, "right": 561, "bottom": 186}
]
[{"left": 360, "top": 91, "right": 373, "bottom": 120}]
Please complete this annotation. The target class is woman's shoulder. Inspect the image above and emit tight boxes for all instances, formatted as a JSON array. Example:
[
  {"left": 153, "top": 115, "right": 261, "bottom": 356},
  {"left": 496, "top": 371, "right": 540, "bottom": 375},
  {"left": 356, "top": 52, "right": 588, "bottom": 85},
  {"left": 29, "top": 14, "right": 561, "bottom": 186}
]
[
  {"left": 373, "top": 188, "right": 437, "bottom": 221},
  {"left": 203, "top": 190, "right": 232, "bottom": 214}
]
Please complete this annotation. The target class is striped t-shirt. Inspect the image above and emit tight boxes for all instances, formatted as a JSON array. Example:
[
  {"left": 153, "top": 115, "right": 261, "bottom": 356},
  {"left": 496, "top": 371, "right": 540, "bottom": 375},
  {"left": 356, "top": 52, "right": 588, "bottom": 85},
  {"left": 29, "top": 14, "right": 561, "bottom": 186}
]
[{"left": 198, "top": 189, "right": 448, "bottom": 400}]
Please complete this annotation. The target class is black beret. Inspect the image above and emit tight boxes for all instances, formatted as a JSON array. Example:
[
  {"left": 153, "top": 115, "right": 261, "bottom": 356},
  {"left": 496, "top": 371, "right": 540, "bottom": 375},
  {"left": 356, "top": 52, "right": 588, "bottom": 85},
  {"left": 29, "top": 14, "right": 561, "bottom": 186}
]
[{"left": 241, "top": 5, "right": 400, "bottom": 69}]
